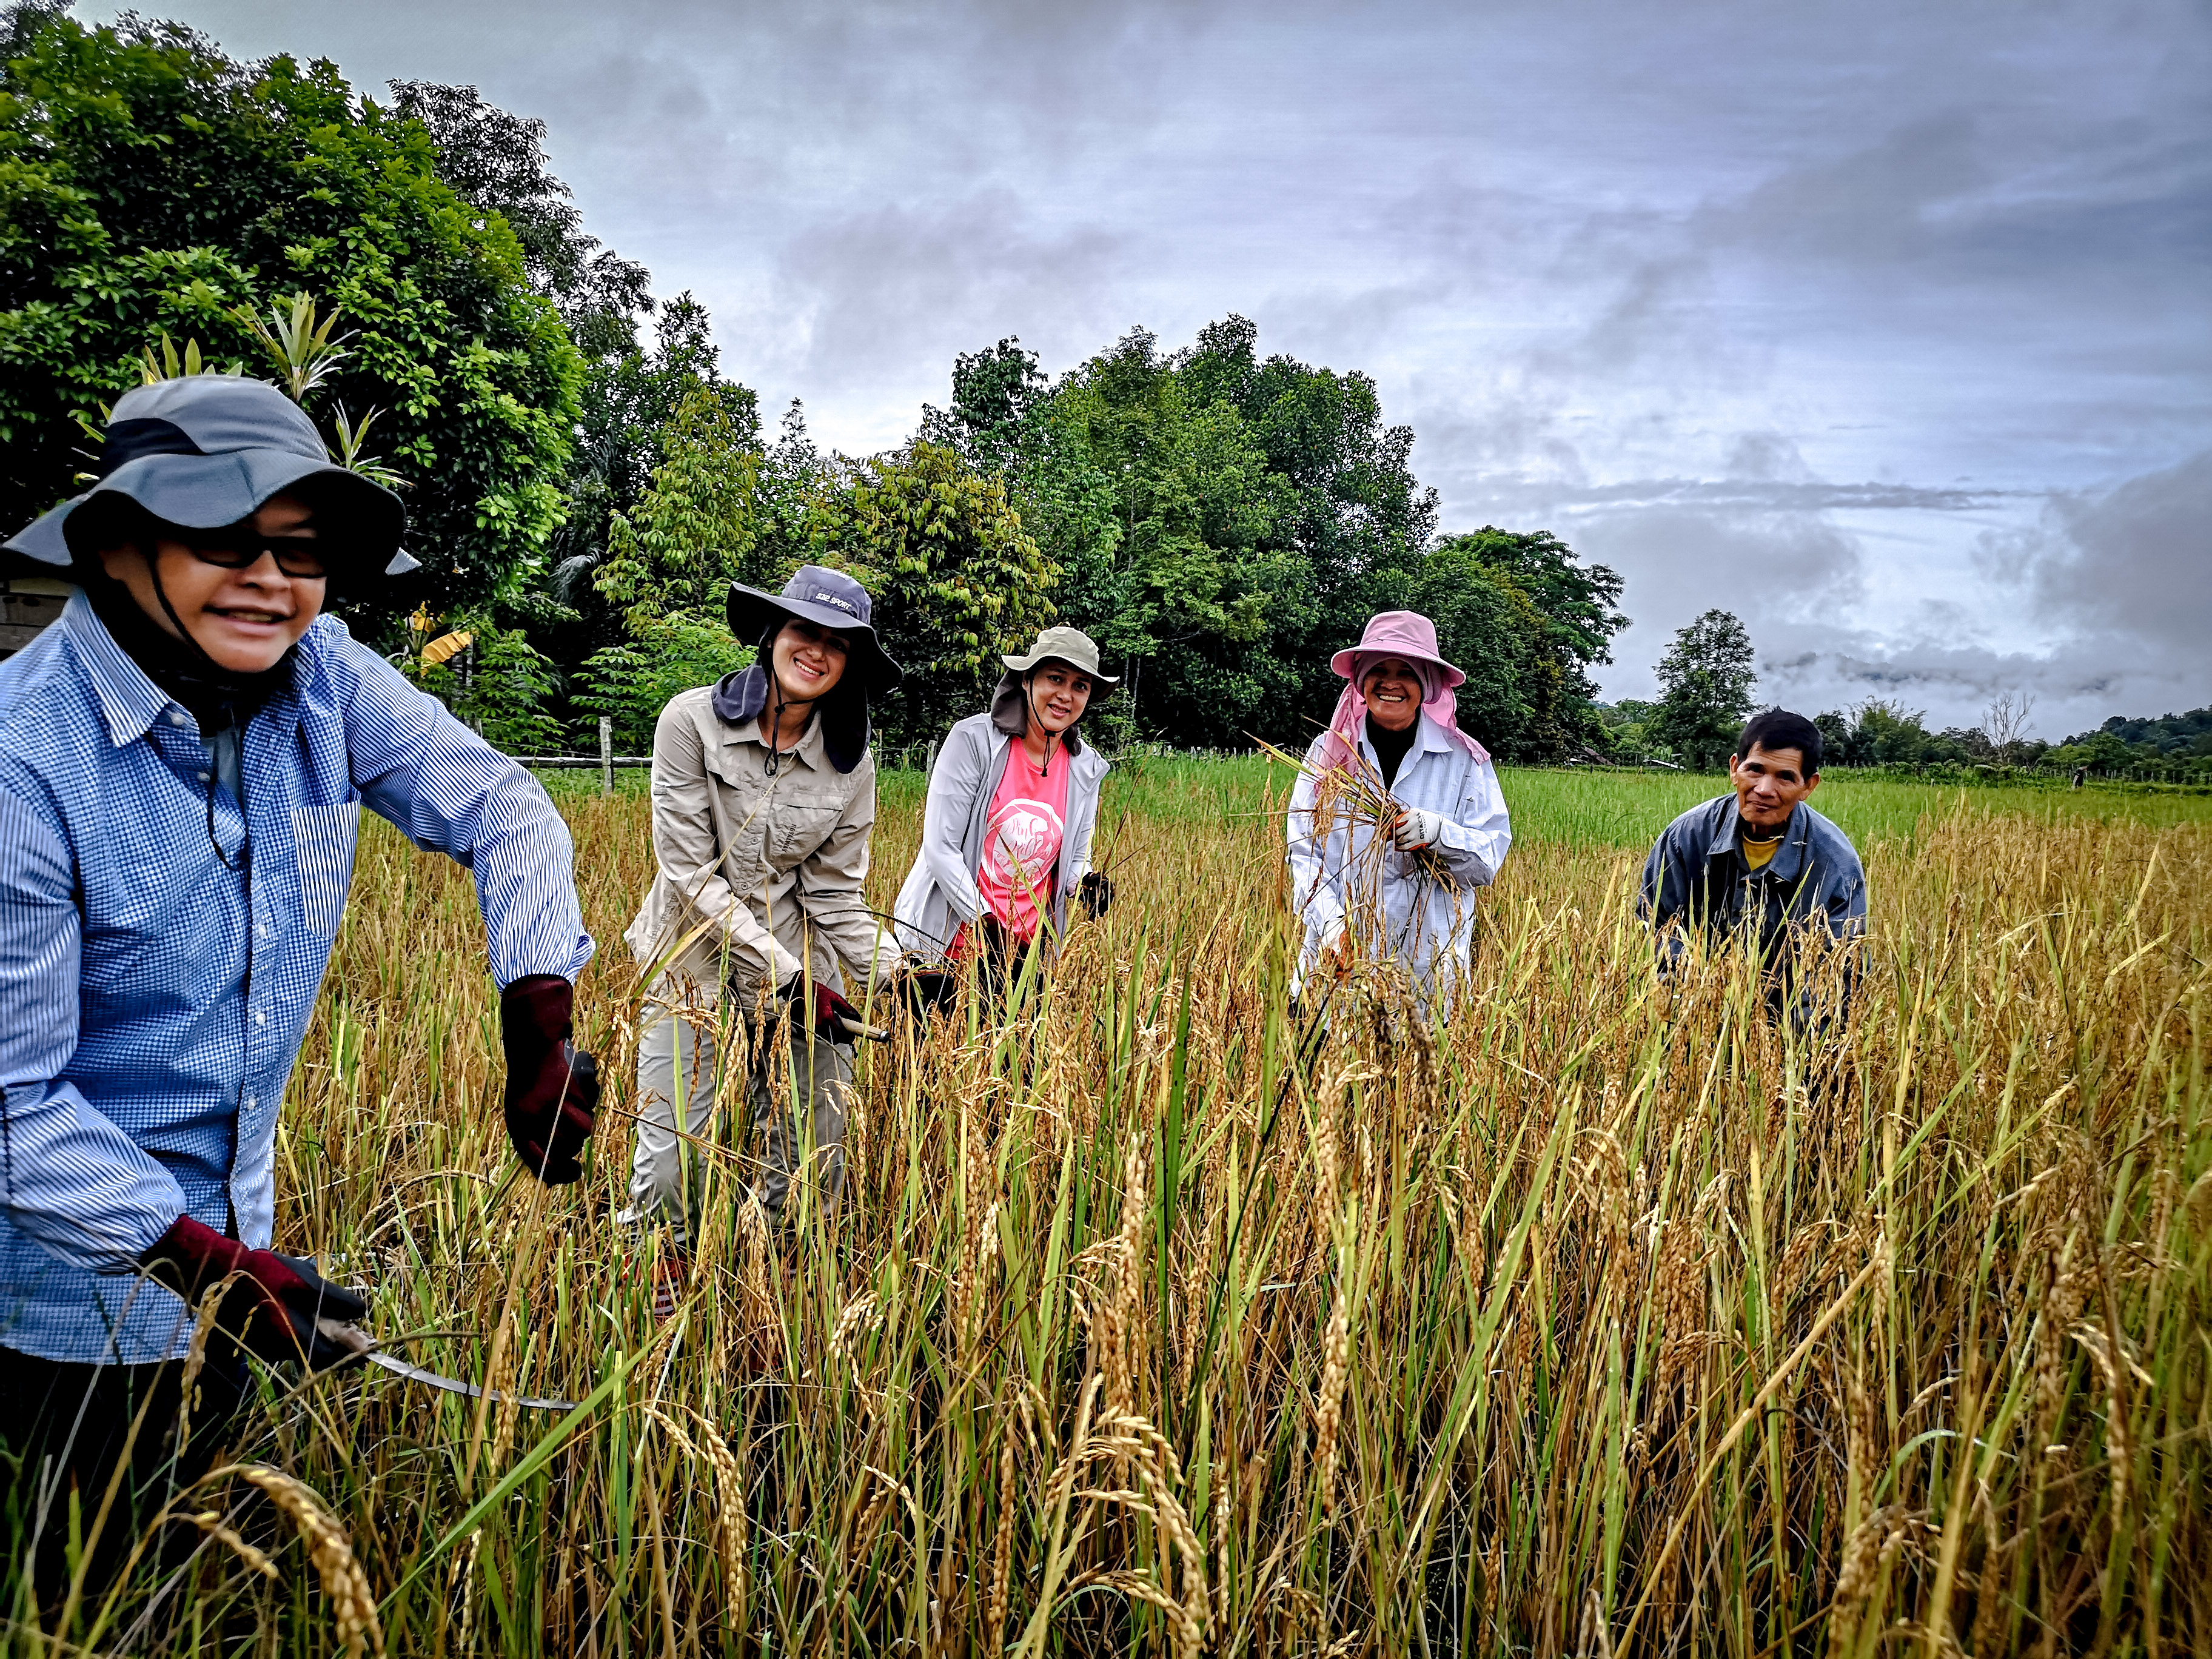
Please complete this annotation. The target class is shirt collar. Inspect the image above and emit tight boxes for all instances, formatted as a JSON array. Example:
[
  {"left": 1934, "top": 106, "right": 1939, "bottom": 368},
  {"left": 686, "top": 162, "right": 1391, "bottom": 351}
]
[
  {"left": 1358, "top": 712, "right": 1447, "bottom": 759},
  {"left": 60, "top": 589, "right": 320, "bottom": 748},
  {"left": 61, "top": 588, "right": 172, "bottom": 747},
  {"left": 1710, "top": 793, "right": 1812, "bottom": 879},
  {"left": 729, "top": 702, "right": 826, "bottom": 769}
]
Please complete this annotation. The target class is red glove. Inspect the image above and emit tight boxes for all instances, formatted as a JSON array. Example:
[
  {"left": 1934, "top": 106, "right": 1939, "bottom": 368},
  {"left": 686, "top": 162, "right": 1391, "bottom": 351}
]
[
  {"left": 777, "top": 976, "right": 870, "bottom": 1043},
  {"left": 139, "top": 1215, "right": 369, "bottom": 1372},
  {"left": 501, "top": 974, "right": 600, "bottom": 1184}
]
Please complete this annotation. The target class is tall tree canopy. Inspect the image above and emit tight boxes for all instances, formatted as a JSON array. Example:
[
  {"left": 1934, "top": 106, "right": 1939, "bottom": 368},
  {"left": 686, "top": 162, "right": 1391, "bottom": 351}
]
[
  {"left": 1653, "top": 608, "right": 1758, "bottom": 768},
  {"left": 919, "top": 318, "right": 1635, "bottom": 757},
  {"left": 0, "top": 9, "right": 580, "bottom": 615},
  {"left": 809, "top": 440, "right": 1059, "bottom": 746},
  {"left": 923, "top": 317, "right": 1444, "bottom": 747}
]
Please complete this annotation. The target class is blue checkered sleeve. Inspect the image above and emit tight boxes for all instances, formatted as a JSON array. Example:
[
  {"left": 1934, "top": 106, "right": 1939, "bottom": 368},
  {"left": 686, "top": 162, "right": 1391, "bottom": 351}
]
[
  {"left": 0, "top": 788, "right": 187, "bottom": 1273},
  {"left": 336, "top": 641, "right": 594, "bottom": 986}
]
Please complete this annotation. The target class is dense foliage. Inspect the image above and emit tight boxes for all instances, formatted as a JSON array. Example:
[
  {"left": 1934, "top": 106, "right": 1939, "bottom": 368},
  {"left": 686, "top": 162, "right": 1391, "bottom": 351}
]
[
  {"left": 921, "top": 320, "right": 1626, "bottom": 754},
  {"left": 0, "top": 10, "right": 580, "bottom": 617},
  {"left": 808, "top": 439, "right": 1059, "bottom": 745}
]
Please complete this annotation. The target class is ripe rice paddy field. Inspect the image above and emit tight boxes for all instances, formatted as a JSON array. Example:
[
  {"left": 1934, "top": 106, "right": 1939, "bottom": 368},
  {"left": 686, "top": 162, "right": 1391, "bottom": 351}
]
[{"left": 23, "top": 762, "right": 2210, "bottom": 1655}]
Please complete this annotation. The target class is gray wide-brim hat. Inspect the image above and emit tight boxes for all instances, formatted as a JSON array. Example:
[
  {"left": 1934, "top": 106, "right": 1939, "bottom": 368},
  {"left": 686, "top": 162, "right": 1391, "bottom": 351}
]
[
  {"left": 2, "top": 375, "right": 413, "bottom": 582},
  {"left": 1001, "top": 624, "right": 1118, "bottom": 684},
  {"left": 728, "top": 563, "right": 903, "bottom": 689}
]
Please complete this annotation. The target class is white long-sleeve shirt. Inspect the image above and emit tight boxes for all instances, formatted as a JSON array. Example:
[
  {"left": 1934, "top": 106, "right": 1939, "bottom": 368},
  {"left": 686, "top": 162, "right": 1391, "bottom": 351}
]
[{"left": 1283, "top": 716, "right": 1512, "bottom": 1012}]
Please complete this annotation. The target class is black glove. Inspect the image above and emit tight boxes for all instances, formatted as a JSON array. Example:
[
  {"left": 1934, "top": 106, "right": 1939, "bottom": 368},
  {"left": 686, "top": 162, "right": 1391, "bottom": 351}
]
[
  {"left": 896, "top": 963, "right": 962, "bottom": 1019},
  {"left": 140, "top": 1216, "right": 369, "bottom": 1372},
  {"left": 1076, "top": 870, "right": 1114, "bottom": 919},
  {"left": 501, "top": 974, "right": 600, "bottom": 1184}
]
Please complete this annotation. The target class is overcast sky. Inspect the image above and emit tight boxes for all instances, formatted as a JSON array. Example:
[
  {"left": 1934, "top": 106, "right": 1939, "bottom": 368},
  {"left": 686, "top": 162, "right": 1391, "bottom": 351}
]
[{"left": 100, "top": 0, "right": 2211, "bottom": 737}]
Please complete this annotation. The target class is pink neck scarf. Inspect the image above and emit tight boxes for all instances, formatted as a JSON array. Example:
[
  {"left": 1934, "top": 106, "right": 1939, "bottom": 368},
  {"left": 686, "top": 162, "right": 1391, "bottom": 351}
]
[{"left": 1321, "top": 652, "right": 1489, "bottom": 771}]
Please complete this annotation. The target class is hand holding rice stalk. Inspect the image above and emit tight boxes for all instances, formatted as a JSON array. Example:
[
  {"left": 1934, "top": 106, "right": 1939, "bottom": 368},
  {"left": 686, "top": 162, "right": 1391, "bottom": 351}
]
[{"left": 1258, "top": 731, "right": 1407, "bottom": 977}]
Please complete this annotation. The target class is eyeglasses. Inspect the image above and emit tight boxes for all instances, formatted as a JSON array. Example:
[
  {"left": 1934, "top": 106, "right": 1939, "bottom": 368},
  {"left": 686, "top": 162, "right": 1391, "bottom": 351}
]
[{"left": 181, "top": 529, "right": 329, "bottom": 580}]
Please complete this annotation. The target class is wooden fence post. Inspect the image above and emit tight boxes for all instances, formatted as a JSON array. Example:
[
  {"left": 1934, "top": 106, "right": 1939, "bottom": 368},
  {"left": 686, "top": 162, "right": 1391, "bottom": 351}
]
[{"left": 599, "top": 716, "right": 614, "bottom": 796}]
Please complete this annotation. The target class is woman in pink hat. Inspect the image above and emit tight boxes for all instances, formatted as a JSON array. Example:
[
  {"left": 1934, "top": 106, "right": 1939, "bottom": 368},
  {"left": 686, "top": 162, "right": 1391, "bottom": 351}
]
[{"left": 1284, "top": 610, "right": 1512, "bottom": 1012}]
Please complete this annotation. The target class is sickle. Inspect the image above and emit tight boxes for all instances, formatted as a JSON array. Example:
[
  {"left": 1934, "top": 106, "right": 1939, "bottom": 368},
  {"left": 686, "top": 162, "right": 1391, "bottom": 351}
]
[{"left": 320, "top": 1318, "right": 580, "bottom": 1412}]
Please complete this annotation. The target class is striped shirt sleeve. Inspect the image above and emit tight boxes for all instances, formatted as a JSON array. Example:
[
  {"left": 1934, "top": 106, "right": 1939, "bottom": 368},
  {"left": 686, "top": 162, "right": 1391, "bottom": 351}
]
[
  {"left": 0, "top": 787, "right": 187, "bottom": 1272},
  {"left": 331, "top": 640, "right": 595, "bottom": 987}
]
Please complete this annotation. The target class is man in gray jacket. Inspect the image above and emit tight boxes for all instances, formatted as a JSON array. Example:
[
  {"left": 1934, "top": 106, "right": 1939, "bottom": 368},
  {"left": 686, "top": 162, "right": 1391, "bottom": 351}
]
[
  {"left": 1639, "top": 708, "right": 1866, "bottom": 1027},
  {"left": 621, "top": 568, "right": 902, "bottom": 1289}
]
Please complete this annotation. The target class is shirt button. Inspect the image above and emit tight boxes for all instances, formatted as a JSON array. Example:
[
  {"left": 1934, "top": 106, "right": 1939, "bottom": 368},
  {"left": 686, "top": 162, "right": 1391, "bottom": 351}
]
[
  {"left": 254, "top": 1009, "right": 267, "bottom": 1026},
  {"left": 244, "top": 1095, "right": 256, "bottom": 1110},
  {"left": 167, "top": 711, "right": 187, "bottom": 727},
  {"left": 197, "top": 771, "right": 211, "bottom": 783}
]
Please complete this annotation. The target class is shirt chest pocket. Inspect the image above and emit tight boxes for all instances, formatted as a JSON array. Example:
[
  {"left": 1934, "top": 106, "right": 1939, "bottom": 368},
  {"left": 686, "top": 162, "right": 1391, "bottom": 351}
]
[
  {"left": 769, "top": 803, "right": 839, "bottom": 872},
  {"left": 291, "top": 799, "right": 361, "bottom": 936}
]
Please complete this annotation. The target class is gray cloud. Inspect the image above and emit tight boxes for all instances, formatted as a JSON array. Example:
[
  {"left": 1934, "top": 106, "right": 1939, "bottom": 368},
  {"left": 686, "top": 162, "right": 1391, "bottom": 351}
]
[{"left": 2038, "top": 450, "right": 2212, "bottom": 653}]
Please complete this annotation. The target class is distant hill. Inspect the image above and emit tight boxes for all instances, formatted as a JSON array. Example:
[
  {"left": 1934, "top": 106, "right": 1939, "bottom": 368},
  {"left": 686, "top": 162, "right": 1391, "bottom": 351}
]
[{"left": 2066, "top": 708, "right": 2212, "bottom": 757}]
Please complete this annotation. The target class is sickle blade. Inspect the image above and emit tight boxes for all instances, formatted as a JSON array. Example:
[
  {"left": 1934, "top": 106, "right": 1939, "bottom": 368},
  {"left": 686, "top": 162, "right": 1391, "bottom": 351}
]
[
  {"left": 361, "top": 1349, "right": 581, "bottom": 1413},
  {"left": 321, "top": 1318, "right": 579, "bottom": 1412}
]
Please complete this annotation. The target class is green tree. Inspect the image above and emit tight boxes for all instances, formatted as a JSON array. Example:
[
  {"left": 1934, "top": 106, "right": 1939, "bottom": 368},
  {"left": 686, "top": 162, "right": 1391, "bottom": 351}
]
[
  {"left": 403, "top": 612, "right": 564, "bottom": 753},
  {"left": 580, "top": 383, "right": 774, "bottom": 746},
  {"left": 1372, "top": 542, "right": 1541, "bottom": 756},
  {"left": 0, "top": 10, "right": 581, "bottom": 617},
  {"left": 1418, "top": 527, "right": 1627, "bottom": 760},
  {"left": 580, "top": 613, "right": 753, "bottom": 752},
  {"left": 592, "top": 384, "right": 768, "bottom": 628},
  {"left": 808, "top": 440, "right": 1057, "bottom": 745},
  {"left": 386, "top": 79, "right": 649, "bottom": 361},
  {"left": 921, "top": 317, "right": 1441, "bottom": 746},
  {"left": 1652, "top": 609, "right": 1757, "bottom": 769},
  {"left": 1851, "top": 699, "right": 1934, "bottom": 765}
]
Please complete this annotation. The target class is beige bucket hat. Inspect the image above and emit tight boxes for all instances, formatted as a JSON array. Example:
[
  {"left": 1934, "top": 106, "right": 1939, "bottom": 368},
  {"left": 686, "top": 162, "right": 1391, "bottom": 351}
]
[{"left": 1001, "top": 624, "right": 1119, "bottom": 683}]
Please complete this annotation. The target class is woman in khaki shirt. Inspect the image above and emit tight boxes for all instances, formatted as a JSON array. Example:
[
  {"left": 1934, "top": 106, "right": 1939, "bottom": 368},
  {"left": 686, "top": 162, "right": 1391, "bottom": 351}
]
[{"left": 618, "top": 566, "right": 902, "bottom": 1300}]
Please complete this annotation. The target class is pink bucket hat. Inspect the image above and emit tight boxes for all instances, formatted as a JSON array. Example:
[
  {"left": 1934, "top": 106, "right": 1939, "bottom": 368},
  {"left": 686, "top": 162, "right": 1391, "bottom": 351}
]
[
  {"left": 1329, "top": 610, "right": 1466, "bottom": 688},
  {"left": 1321, "top": 609, "right": 1488, "bottom": 766}
]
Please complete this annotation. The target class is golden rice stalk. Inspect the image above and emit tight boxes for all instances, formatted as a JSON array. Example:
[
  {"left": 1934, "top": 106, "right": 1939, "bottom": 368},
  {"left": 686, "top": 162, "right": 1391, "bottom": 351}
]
[
  {"left": 688, "top": 1409, "right": 751, "bottom": 1613},
  {"left": 984, "top": 1390, "right": 1023, "bottom": 1655},
  {"left": 1312, "top": 1250, "right": 1353, "bottom": 1517},
  {"left": 184, "top": 1509, "right": 278, "bottom": 1581},
  {"left": 1070, "top": 1567, "right": 1206, "bottom": 1657},
  {"left": 225, "top": 1464, "right": 384, "bottom": 1658}
]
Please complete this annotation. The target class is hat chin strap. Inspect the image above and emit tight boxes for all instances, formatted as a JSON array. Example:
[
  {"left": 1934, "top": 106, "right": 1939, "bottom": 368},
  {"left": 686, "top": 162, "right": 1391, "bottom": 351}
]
[
  {"left": 138, "top": 548, "right": 253, "bottom": 870},
  {"left": 142, "top": 546, "right": 231, "bottom": 680},
  {"left": 760, "top": 637, "right": 830, "bottom": 778},
  {"left": 1023, "top": 673, "right": 1065, "bottom": 776}
]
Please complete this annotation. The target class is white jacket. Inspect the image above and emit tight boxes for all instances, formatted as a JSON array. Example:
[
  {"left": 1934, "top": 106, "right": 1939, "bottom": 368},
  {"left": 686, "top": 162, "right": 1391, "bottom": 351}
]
[{"left": 1284, "top": 716, "right": 1512, "bottom": 1011}]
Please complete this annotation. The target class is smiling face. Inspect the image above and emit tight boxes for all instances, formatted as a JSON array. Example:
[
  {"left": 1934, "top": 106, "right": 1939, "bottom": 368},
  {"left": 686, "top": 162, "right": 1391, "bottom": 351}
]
[
  {"left": 1729, "top": 742, "right": 1820, "bottom": 832},
  {"left": 96, "top": 494, "right": 326, "bottom": 674},
  {"left": 1027, "top": 660, "right": 1094, "bottom": 734},
  {"left": 768, "top": 618, "right": 851, "bottom": 703},
  {"left": 1361, "top": 657, "right": 1423, "bottom": 732}
]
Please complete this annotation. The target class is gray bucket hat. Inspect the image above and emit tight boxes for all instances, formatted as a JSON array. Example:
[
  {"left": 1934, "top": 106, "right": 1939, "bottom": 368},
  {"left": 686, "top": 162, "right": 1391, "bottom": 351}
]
[
  {"left": 727, "top": 563, "right": 903, "bottom": 689},
  {"left": 2, "top": 375, "right": 413, "bottom": 580},
  {"left": 1001, "top": 624, "right": 1118, "bottom": 684}
]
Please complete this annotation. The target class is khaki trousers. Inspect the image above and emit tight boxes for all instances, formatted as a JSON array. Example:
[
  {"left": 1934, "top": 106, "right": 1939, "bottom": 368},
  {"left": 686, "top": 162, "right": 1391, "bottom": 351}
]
[{"left": 622, "top": 991, "right": 856, "bottom": 1244}]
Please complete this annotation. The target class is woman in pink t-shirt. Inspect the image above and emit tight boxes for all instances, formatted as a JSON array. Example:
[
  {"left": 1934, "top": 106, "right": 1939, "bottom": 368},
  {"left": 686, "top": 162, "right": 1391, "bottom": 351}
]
[{"left": 893, "top": 626, "right": 1118, "bottom": 970}]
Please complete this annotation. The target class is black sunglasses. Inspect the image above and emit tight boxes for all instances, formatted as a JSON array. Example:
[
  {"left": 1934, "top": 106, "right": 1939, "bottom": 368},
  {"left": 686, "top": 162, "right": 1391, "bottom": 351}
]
[{"left": 182, "top": 529, "right": 330, "bottom": 580}]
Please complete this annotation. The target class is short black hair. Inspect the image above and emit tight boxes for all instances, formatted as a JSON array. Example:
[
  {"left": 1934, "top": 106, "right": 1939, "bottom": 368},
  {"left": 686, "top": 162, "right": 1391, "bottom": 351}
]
[{"left": 1735, "top": 708, "right": 1823, "bottom": 774}]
